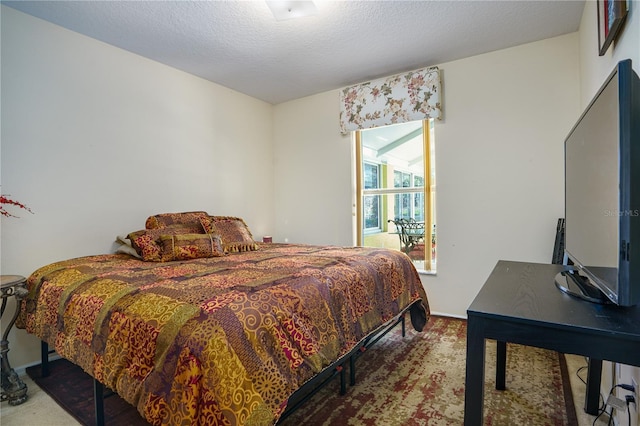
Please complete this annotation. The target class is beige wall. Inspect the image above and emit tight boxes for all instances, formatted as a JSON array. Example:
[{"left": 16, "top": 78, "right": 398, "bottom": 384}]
[
  {"left": 1, "top": 6, "right": 275, "bottom": 367},
  {"left": 272, "top": 91, "right": 354, "bottom": 246},
  {"left": 274, "top": 33, "right": 580, "bottom": 317},
  {"left": 577, "top": 2, "right": 640, "bottom": 424}
]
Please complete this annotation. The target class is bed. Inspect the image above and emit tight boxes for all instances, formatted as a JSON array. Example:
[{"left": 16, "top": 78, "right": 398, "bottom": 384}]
[{"left": 18, "top": 212, "right": 430, "bottom": 425}]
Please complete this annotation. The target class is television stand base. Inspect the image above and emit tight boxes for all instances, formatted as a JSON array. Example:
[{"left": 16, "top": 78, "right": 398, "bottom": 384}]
[{"left": 554, "top": 267, "right": 611, "bottom": 304}]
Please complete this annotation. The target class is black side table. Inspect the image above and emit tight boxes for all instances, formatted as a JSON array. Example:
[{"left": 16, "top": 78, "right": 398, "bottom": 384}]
[
  {"left": 464, "top": 261, "right": 640, "bottom": 425},
  {"left": 1, "top": 275, "right": 28, "bottom": 405}
]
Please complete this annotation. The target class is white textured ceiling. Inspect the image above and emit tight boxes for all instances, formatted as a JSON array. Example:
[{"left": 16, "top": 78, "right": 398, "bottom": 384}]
[{"left": 2, "top": 1, "right": 586, "bottom": 104}]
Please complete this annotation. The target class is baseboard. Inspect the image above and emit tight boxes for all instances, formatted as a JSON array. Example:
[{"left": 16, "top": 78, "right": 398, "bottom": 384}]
[
  {"left": 15, "top": 353, "right": 62, "bottom": 377},
  {"left": 430, "top": 311, "right": 467, "bottom": 320}
]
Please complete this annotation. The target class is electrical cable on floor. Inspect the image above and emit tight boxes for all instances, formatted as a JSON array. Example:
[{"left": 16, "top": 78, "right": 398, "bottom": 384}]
[
  {"left": 576, "top": 365, "right": 588, "bottom": 385},
  {"left": 592, "top": 398, "right": 611, "bottom": 426},
  {"left": 592, "top": 383, "right": 636, "bottom": 426},
  {"left": 625, "top": 394, "right": 635, "bottom": 426},
  {"left": 574, "top": 358, "right": 637, "bottom": 426},
  {"left": 574, "top": 359, "right": 607, "bottom": 426}
]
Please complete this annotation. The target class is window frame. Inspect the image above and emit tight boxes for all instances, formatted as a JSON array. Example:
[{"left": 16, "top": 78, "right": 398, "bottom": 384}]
[{"left": 355, "top": 119, "right": 435, "bottom": 272}]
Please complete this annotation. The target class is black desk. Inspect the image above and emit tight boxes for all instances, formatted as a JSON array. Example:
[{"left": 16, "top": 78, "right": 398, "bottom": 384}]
[{"left": 464, "top": 260, "right": 640, "bottom": 425}]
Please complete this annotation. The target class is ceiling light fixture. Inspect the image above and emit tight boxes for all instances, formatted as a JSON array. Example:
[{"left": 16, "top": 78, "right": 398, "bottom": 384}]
[{"left": 266, "top": 1, "right": 318, "bottom": 21}]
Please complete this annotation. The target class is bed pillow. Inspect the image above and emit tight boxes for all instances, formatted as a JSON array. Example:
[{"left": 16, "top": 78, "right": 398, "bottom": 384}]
[
  {"left": 200, "top": 216, "right": 259, "bottom": 253},
  {"left": 127, "top": 225, "right": 200, "bottom": 261},
  {"left": 158, "top": 233, "right": 225, "bottom": 261},
  {"left": 145, "top": 211, "right": 208, "bottom": 231}
]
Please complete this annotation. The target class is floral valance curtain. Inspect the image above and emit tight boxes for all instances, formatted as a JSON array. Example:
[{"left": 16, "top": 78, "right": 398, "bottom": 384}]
[{"left": 339, "top": 66, "right": 442, "bottom": 134}]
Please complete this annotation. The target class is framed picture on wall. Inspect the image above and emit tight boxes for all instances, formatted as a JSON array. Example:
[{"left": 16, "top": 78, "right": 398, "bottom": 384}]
[{"left": 598, "top": 0, "right": 628, "bottom": 56}]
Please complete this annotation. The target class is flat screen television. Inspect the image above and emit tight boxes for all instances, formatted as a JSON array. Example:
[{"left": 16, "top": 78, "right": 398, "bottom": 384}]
[{"left": 555, "top": 59, "right": 640, "bottom": 306}]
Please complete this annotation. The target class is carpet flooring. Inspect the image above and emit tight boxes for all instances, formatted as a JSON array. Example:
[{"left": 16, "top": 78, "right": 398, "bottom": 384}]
[{"left": 26, "top": 316, "right": 577, "bottom": 425}]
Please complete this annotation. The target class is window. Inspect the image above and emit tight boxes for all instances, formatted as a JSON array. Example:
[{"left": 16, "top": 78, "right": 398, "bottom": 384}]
[
  {"left": 393, "top": 171, "right": 424, "bottom": 221},
  {"left": 356, "top": 120, "right": 436, "bottom": 272},
  {"left": 363, "top": 162, "right": 381, "bottom": 231}
]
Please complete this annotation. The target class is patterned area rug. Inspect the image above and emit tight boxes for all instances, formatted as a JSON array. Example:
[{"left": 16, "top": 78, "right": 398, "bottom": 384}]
[
  {"left": 26, "top": 316, "right": 576, "bottom": 426},
  {"left": 280, "top": 316, "right": 577, "bottom": 426}
]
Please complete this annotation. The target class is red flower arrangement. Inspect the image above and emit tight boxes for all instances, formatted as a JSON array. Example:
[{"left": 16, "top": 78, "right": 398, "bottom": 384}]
[{"left": 0, "top": 195, "right": 33, "bottom": 218}]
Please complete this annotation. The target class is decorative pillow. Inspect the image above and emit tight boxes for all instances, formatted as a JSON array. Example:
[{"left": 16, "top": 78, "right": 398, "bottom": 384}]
[
  {"left": 127, "top": 229, "right": 162, "bottom": 261},
  {"left": 115, "top": 235, "right": 142, "bottom": 259},
  {"left": 145, "top": 211, "right": 208, "bottom": 231},
  {"left": 200, "top": 216, "right": 259, "bottom": 253},
  {"left": 158, "top": 233, "right": 224, "bottom": 261},
  {"left": 127, "top": 225, "right": 199, "bottom": 261}
]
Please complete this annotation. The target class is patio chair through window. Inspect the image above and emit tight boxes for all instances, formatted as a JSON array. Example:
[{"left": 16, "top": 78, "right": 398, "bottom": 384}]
[{"left": 388, "top": 218, "right": 426, "bottom": 260}]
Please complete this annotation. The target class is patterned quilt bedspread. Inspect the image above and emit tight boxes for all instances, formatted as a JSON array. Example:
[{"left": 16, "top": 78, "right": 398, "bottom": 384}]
[{"left": 19, "top": 243, "right": 430, "bottom": 425}]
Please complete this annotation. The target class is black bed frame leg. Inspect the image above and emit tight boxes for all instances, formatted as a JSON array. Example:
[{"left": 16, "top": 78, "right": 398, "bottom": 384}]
[
  {"left": 40, "top": 341, "right": 49, "bottom": 377},
  {"left": 41, "top": 339, "right": 105, "bottom": 426},
  {"left": 94, "top": 378, "right": 105, "bottom": 426},
  {"left": 349, "top": 355, "right": 356, "bottom": 386}
]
